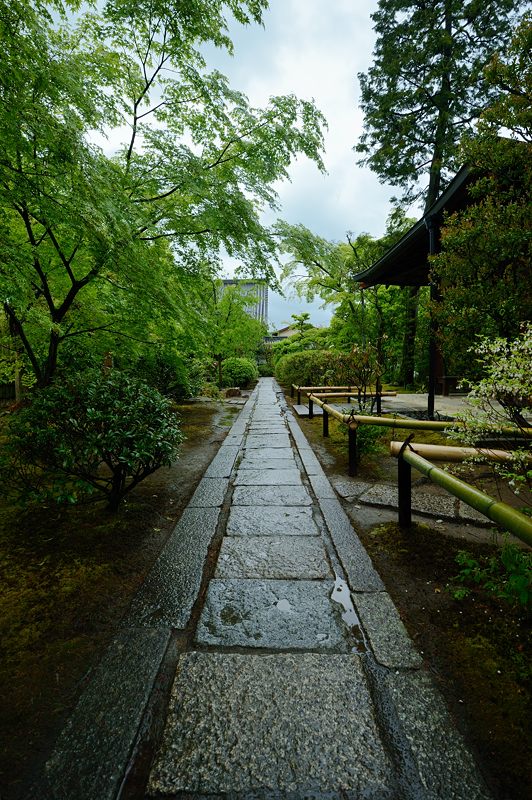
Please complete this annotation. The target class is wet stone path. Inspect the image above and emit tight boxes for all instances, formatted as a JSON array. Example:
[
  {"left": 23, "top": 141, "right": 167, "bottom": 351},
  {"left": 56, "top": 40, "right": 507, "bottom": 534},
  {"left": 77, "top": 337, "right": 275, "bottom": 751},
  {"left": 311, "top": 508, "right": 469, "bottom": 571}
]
[{"left": 41, "top": 379, "right": 491, "bottom": 800}]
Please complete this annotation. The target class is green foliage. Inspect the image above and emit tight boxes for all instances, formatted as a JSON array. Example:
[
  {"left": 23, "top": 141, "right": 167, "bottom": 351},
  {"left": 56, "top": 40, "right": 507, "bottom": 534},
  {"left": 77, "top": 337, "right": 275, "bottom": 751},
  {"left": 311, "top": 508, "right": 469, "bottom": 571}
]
[
  {"left": 3, "top": 370, "right": 183, "bottom": 510},
  {"left": 0, "top": 1, "right": 326, "bottom": 388},
  {"left": 271, "top": 328, "right": 330, "bottom": 364},
  {"left": 201, "top": 281, "right": 267, "bottom": 364},
  {"left": 450, "top": 544, "right": 532, "bottom": 608},
  {"left": 356, "top": 0, "right": 524, "bottom": 208},
  {"left": 221, "top": 357, "right": 258, "bottom": 388},
  {"left": 258, "top": 363, "right": 273, "bottom": 377},
  {"left": 274, "top": 350, "right": 336, "bottom": 388},
  {"left": 481, "top": 11, "right": 532, "bottom": 140},
  {"left": 353, "top": 424, "right": 383, "bottom": 461},
  {"left": 200, "top": 381, "right": 222, "bottom": 399},
  {"left": 448, "top": 326, "right": 532, "bottom": 506},
  {"left": 276, "top": 210, "right": 422, "bottom": 386},
  {"left": 132, "top": 347, "right": 198, "bottom": 399},
  {"left": 431, "top": 139, "right": 532, "bottom": 376}
]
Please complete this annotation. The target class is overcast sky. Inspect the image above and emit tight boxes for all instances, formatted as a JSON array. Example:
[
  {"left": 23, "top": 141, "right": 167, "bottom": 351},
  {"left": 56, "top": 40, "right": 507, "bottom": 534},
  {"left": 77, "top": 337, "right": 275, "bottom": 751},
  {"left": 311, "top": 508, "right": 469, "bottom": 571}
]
[{"left": 202, "top": 0, "right": 397, "bottom": 330}]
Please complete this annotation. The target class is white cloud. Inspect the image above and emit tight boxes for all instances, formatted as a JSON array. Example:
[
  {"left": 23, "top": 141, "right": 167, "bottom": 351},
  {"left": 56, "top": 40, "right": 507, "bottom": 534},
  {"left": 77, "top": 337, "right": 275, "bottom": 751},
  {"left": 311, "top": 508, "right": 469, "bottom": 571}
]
[{"left": 200, "top": 0, "right": 395, "bottom": 325}]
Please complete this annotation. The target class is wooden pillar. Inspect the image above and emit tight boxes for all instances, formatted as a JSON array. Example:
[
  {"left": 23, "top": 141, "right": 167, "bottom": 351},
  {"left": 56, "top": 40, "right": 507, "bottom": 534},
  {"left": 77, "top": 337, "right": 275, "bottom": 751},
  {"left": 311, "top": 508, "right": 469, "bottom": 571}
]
[
  {"left": 348, "top": 426, "right": 357, "bottom": 476},
  {"left": 398, "top": 455, "right": 412, "bottom": 528},
  {"left": 323, "top": 409, "right": 329, "bottom": 437}
]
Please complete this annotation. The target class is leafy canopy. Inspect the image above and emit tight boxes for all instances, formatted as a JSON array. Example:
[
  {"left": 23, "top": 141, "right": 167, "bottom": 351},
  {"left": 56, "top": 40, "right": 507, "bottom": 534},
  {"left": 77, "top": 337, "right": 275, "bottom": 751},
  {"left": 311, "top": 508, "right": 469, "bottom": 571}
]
[
  {"left": 356, "top": 0, "right": 524, "bottom": 208},
  {"left": 0, "top": 0, "right": 326, "bottom": 386}
]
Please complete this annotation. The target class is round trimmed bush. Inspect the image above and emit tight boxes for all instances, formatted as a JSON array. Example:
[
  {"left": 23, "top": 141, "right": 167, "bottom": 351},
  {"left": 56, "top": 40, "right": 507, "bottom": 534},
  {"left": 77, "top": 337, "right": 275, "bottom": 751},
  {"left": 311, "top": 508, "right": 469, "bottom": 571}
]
[
  {"left": 5, "top": 370, "right": 183, "bottom": 510},
  {"left": 221, "top": 357, "right": 259, "bottom": 388},
  {"left": 274, "top": 350, "right": 333, "bottom": 387}
]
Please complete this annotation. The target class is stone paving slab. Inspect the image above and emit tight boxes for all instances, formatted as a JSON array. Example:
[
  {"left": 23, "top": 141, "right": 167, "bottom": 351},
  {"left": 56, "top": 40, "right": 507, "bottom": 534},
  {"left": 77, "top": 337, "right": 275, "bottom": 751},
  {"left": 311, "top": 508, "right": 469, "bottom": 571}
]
[
  {"left": 249, "top": 419, "right": 287, "bottom": 428},
  {"left": 458, "top": 501, "right": 492, "bottom": 525},
  {"left": 359, "top": 484, "right": 457, "bottom": 519},
  {"left": 215, "top": 536, "right": 331, "bottom": 580},
  {"left": 331, "top": 478, "right": 374, "bottom": 500},
  {"left": 227, "top": 505, "right": 319, "bottom": 536},
  {"left": 234, "top": 468, "right": 302, "bottom": 486},
  {"left": 223, "top": 434, "right": 244, "bottom": 447},
  {"left": 147, "top": 652, "right": 395, "bottom": 798},
  {"left": 188, "top": 477, "right": 228, "bottom": 508},
  {"left": 292, "top": 403, "right": 324, "bottom": 416},
  {"left": 286, "top": 425, "right": 314, "bottom": 452},
  {"left": 353, "top": 592, "right": 423, "bottom": 669},
  {"left": 238, "top": 454, "right": 297, "bottom": 470},
  {"left": 45, "top": 629, "right": 171, "bottom": 800},
  {"left": 245, "top": 434, "right": 291, "bottom": 449},
  {"left": 203, "top": 446, "right": 240, "bottom": 478},
  {"left": 123, "top": 507, "right": 220, "bottom": 628},
  {"left": 242, "top": 448, "right": 295, "bottom": 461},
  {"left": 382, "top": 669, "right": 491, "bottom": 799},
  {"left": 233, "top": 485, "right": 312, "bottom": 507},
  {"left": 320, "top": 498, "right": 384, "bottom": 592},
  {"left": 308, "top": 473, "right": 337, "bottom": 499},
  {"left": 195, "top": 579, "right": 352, "bottom": 650},
  {"left": 297, "top": 446, "right": 325, "bottom": 476}
]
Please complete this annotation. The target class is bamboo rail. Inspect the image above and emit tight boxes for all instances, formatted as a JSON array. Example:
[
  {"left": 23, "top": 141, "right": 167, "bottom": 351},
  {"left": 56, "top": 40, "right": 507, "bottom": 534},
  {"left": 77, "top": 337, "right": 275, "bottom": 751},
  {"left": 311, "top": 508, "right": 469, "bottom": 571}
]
[
  {"left": 291, "top": 384, "right": 363, "bottom": 404},
  {"left": 393, "top": 445, "right": 532, "bottom": 547},
  {"left": 389, "top": 441, "right": 522, "bottom": 463},
  {"left": 311, "top": 391, "right": 397, "bottom": 399},
  {"left": 308, "top": 393, "right": 450, "bottom": 429}
]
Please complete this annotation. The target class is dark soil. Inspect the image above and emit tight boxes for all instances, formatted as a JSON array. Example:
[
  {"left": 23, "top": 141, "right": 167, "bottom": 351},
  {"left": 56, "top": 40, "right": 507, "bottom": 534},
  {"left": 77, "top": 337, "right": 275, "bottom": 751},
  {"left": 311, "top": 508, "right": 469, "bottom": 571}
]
[
  {"left": 288, "top": 396, "right": 531, "bottom": 800},
  {"left": 0, "top": 398, "right": 242, "bottom": 800}
]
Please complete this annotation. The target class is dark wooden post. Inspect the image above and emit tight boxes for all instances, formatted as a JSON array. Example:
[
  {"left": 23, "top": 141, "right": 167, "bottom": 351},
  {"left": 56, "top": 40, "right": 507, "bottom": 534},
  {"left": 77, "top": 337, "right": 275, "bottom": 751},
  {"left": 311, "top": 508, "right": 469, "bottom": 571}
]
[
  {"left": 348, "top": 426, "right": 357, "bottom": 476},
  {"left": 297, "top": 387, "right": 301, "bottom": 404},
  {"left": 398, "top": 454, "right": 412, "bottom": 528},
  {"left": 323, "top": 408, "right": 329, "bottom": 437},
  {"left": 308, "top": 396, "right": 314, "bottom": 419},
  {"left": 376, "top": 376, "right": 382, "bottom": 416}
]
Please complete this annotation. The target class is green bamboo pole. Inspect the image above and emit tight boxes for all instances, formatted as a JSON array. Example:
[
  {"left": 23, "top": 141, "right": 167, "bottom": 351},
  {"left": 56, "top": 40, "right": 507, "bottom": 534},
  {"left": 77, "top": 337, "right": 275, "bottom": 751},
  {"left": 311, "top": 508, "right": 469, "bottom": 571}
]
[
  {"left": 399, "top": 448, "right": 532, "bottom": 547},
  {"left": 308, "top": 394, "right": 532, "bottom": 436}
]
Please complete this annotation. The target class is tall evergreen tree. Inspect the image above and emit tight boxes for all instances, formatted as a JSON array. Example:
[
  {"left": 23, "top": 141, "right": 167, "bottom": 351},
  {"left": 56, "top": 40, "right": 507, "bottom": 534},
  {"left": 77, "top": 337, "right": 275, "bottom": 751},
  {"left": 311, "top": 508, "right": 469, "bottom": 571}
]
[
  {"left": 357, "top": 0, "right": 524, "bottom": 210},
  {"left": 356, "top": 0, "right": 523, "bottom": 386}
]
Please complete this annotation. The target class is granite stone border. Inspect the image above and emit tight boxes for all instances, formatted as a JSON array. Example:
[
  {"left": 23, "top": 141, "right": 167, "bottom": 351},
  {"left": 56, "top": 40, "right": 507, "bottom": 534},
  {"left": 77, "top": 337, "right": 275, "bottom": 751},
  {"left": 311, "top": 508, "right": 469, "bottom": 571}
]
[
  {"left": 122, "top": 507, "right": 221, "bottom": 628},
  {"left": 45, "top": 629, "right": 171, "bottom": 800},
  {"left": 353, "top": 592, "right": 423, "bottom": 669}
]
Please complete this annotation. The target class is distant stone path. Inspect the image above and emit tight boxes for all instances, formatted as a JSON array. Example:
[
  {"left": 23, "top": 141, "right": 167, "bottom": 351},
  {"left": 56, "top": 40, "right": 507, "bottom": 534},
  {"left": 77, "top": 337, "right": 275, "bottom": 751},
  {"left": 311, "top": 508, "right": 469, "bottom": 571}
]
[{"left": 39, "top": 379, "right": 491, "bottom": 800}]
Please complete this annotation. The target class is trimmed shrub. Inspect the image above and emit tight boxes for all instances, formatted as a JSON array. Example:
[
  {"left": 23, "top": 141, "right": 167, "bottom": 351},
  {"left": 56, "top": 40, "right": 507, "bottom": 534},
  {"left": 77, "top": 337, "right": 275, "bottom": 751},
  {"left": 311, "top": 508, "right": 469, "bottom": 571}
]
[
  {"left": 274, "top": 350, "right": 335, "bottom": 387},
  {"left": 221, "top": 357, "right": 259, "bottom": 388},
  {"left": 3, "top": 370, "right": 183, "bottom": 511}
]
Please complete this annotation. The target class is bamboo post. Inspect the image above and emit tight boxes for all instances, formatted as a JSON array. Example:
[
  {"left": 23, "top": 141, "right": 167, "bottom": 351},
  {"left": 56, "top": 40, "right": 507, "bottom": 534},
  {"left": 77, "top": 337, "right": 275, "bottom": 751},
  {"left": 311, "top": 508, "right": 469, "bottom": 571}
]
[
  {"left": 348, "top": 426, "right": 357, "bottom": 476},
  {"left": 309, "top": 396, "right": 314, "bottom": 419},
  {"left": 323, "top": 408, "right": 329, "bottom": 437},
  {"left": 297, "top": 386, "right": 301, "bottom": 404}
]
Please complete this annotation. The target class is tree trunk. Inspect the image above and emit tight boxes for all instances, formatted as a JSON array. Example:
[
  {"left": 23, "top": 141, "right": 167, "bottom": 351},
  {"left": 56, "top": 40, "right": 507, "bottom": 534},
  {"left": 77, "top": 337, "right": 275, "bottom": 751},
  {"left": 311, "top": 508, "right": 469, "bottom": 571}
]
[
  {"left": 107, "top": 466, "right": 126, "bottom": 512},
  {"left": 41, "top": 329, "right": 61, "bottom": 387}
]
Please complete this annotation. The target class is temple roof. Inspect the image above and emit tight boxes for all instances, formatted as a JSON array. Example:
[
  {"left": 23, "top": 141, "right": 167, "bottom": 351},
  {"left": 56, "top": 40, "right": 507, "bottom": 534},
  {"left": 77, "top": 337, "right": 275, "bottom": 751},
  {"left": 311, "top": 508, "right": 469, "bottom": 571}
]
[{"left": 354, "top": 165, "right": 473, "bottom": 288}]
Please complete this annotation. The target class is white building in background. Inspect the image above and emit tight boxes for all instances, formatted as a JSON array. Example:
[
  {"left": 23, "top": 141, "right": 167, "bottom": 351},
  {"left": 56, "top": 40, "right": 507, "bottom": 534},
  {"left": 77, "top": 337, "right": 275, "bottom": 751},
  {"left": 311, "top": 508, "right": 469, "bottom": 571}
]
[{"left": 221, "top": 279, "right": 268, "bottom": 324}]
